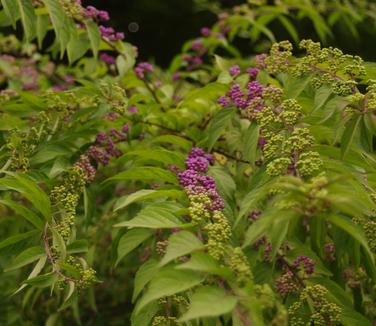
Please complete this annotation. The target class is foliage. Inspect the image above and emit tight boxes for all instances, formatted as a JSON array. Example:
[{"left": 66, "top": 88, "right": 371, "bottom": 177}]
[{"left": 1, "top": 0, "right": 376, "bottom": 325}]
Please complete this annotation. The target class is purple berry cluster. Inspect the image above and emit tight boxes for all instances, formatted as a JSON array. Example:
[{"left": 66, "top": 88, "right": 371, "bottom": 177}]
[
  {"left": 90, "top": 126, "right": 128, "bottom": 163},
  {"left": 135, "top": 62, "right": 154, "bottom": 80},
  {"left": 292, "top": 255, "right": 315, "bottom": 275},
  {"left": 85, "top": 6, "right": 110, "bottom": 22},
  {"left": 99, "top": 26, "right": 124, "bottom": 42},
  {"left": 217, "top": 68, "right": 263, "bottom": 110},
  {"left": 178, "top": 148, "right": 224, "bottom": 212},
  {"left": 100, "top": 53, "right": 117, "bottom": 65},
  {"left": 275, "top": 255, "right": 315, "bottom": 297}
]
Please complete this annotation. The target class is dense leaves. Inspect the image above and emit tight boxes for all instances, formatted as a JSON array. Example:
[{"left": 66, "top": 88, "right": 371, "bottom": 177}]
[{"left": 1, "top": 0, "right": 376, "bottom": 325}]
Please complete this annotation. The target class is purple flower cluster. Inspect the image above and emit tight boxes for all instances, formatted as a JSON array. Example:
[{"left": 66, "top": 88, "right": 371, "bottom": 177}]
[
  {"left": 135, "top": 62, "right": 154, "bottom": 80},
  {"left": 87, "top": 124, "right": 128, "bottom": 165},
  {"left": 292, "top": 255, "right": 315, "bottom": 275},
  {"left": 275, "top": 271, "right": 299, "bottom": 296},
  {"left": 99, "top": 26, "right": 124, "bottom": 42},
  {"left": 217, "top": 70, "right": 263, "bottom": 110},
  {"left": 75, "top": 154, "right": 96, "bottom": 182},
  {"left": 178, "top": 148, "right": 224, "bottom": 211},
  {"left": 85, "top": 6, "right": 110, "bottom": 21},
  {"left": 100, "top": 53, "right": 116, "bottom": 65},
  {"left": 229, "top": 65, "right": 241, "bottom": 76}
]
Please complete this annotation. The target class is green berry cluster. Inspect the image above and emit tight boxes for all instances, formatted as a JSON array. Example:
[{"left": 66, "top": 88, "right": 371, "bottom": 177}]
[
  {"left": 288, "top": 285, "right": 341, "bottom": 326},
  {"left": 152, "top": 316, "right": 176, "bottom": 326},
  {"left": 264, "top": 39, "right": 365, "bottom": 96},
  {"left": 264, "top": 41, "right": 293, "bottom": 74},
  {"left": 59, "top": 0, "right": 85, "bottom": 20},
  {"left": 65, "top": 256, "right": 96, "bottom": 289},
  {"left": 50, "top": 166, "right": 87, "bottom": 240},
  {"left": 187, "top": 193, "right": 211, "bottom": 223},
  {"left": 353, "top": 216, "right": 376, "bottom": 253},
  {"left": 204, "top": 210, "right": 231, "bottom": 260},
  {"left": 229, "top": 247, "right": 252, "bottom": 284},
  {"left": 99, "top": 83, "right": 129, "bottom": 115}
]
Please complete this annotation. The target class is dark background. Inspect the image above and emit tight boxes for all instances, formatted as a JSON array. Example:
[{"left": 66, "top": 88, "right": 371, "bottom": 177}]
[{"left": 84, "top": 0, "right": 375, "bottom": 67}]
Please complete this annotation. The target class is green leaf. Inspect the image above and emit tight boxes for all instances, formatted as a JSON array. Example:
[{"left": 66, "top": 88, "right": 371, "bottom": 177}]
[
  {"left": 313, "top": 86, "right": 332, "bottom": 113},
  {"left": 284, "top": 76, "right": 311, "bottom": 99},
  {"left": 0, "top": 230, "right": 40, "bottom": 250},
  {"left": 160, "top": 231, "right": 204, "bottom": 266},
  {"left": 150, "top": 135, "right": 192, "bottom": 151},
  {"left": 36, "top": 14, "right": 49, "bottom": 48},
  {"left": 114, "top": 189, "right": 184, "bottom": 211},
  {"left": 207, "top": 107, "right": 235, "bottom": 150},
  {"left": 67, "top": 31, "right": 90, "bottom": 63},
  {"left": 176, "top": 252, "right": 231, "bottom": 278},
  {"left": 120, "top": 149, "right": 185, "bottom": 168},
  {"left": 84, "top": 19, "right": 100, "bottom": 58},
  {"left": 42, "top": 0, "right": 73, "bottom": 54},
  {"left": 1, "top": 0, "right": 19, "bottom": 27},
  {"left": 243, "top": 121, "right": 259, "bottom": 165},
  {"left": 106, "top": 167, "right": 178, "bottom": 184},
  {"left": 17, "top": 0, "right": 36, "bottom": 42},
  {"left": 243, "top": 209, "right": 298, "bottom": 248},
  {"left": 0, "top": 173, "right": 51, "bottom": 220},
  {"left": 0, "top": 199, "right": 44, "bottom": 230},
  {"left": 326, "top": 214, "right": 374, "bottom": 266},
  {"left": 23, "top": 272, "right": 57, "bottom": 288},
  {"left": 114, "top": 202, "right": 184, "bottom": 229},
  {"left": 14, "top": 256, "right": 47, "bottom": 294},
  {"left": 135, "top": 268, "right": 204, "bottom": 314},
  {"left": 133, "top": 259, "right": 159, "bottom": 302},
  {"left": 66, "top": 240, "right": 88, "bottom": 254},
  {"left": 5, "top": 246, "right": 45, "bottom": 271},
  {"left": 341, "top": 114, "right": 361, "bottom": 158},
  {"left": 116, "top": 229, "right": 153, "bottom": 266},
  {"left": 179, "top": 286, "right": 238, "bottom": 322}
]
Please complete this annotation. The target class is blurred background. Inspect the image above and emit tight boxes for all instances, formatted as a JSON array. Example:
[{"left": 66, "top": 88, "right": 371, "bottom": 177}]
[{"left": 85, "top": 0, "right": 375, "bottom": 66}]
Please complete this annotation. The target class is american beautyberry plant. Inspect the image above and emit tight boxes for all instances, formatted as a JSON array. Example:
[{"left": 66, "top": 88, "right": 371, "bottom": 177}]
[{"left": 1, "top": 1, "right": 376, "bottom": 325}]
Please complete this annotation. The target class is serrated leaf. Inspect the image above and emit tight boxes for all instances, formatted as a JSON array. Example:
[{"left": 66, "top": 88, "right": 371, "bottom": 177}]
[
  {"left": 179, "top": 286, "right": 238, "bottom": 322},
  {"left": 176, "top": 252, "right": 231, "bottom": 278},
  {"left": 23, "top": 272, "right": 57, "bottom": 288},
  {"left": 243, "top": 121, "right": 259, "bottom": 165},
  {"left": 5, "top": 246, "right": 45, "bottom": 271},
  {"left": 14, "top": 256, "right": 47, "bottom": 294},
  {"left": 106, "top": 167, "right": 178, "bottom": 184},
  {"left": 0, "top": 230, "right": 40, "bottom": 250},
  {"left": 133, "top": 259, "right": 159, "bottom": 302},
  {"left": 207, "top": 107, "right": 235, "bottom": 150},
  {"left": 17, "top": 0, "right": 36, "bottom": 42},
  {"left": 116, "top": 229, "right": 153, "bottom": 266},
  {"left": 114, "top": 202, "right": 184, "bottom": 229},
  {"left": 341, "top": 114, "right": 361, "bottom": 158},
  {"left": 114, "top": 189, "right": 184, "bottom": 211},
  {"left": 36, "top": 14, "right": 49, "bottom": 48},
  {"left": 67, "top": 31, "right": 90, "bottom": 63},
  {"left": 1, "top": 0, "right": 19, "bottom": 27},
  {"left": 42, "top": 0, "right": 73, "bottom": 54},
  {"left": 84, "top": 19, "right": 100, "bottom": 58},
  {"left": 160, "top": 231, "right": 203, "bottom": 266},
  {"left": 0, "top": 199, "right": 44, "bottom": 230},
  {"left": 0, "top": 173, "right": 51, "bottom": 220},
  {"left": 135, "top": 268, "right": 204, "bottom": 314},
  {"left": 66, "top": 240, "right": 88, "bottom": 254}
]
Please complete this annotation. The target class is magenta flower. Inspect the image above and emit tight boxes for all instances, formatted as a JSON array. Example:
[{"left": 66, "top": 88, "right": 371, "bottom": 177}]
[
  {"left": 100, "top": 53, "right": 117, "bottom": 65},
  {"left": 135, "top": 62, "right": 154, "bottom": 79},
  {"left": 229, "top": 65, "right": 241, "bottom": 76}
]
